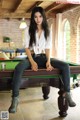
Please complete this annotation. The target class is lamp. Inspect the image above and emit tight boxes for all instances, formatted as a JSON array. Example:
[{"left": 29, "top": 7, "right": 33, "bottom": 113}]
[
  {"left": 19, "top": 18, "right": 27, "bottom": 29},
  {"left": 19, "top": 18, "right": 27, "bottom": 46}
]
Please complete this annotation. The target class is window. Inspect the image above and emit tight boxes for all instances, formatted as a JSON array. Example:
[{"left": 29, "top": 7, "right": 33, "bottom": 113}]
[
  {"left": 63, "top": 20, "right": 70, "bottom": 61},
  {"left": 77, "top": 17, "right": 80, "bottom": 63}
]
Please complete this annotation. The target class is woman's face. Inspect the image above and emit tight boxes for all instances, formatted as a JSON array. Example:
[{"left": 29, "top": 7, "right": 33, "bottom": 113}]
[{"left": 34, "top": 12, "right": 43, "bottom": 26}]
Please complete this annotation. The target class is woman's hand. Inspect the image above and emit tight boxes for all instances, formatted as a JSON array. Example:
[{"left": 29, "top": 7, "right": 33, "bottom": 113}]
[
  {"left": 25, "top": 48, "right": 38, "bottom": 71},
  {"left": 31, "top": 60, "right": 38, "bottom": 71},
  {"left": 46, "top": 61, "right": 54, "bottom": 71}
]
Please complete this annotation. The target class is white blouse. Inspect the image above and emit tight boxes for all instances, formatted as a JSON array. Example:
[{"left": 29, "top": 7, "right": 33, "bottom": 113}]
[{"left": 24, "top": 27, "right": 51, "bottom": 54}]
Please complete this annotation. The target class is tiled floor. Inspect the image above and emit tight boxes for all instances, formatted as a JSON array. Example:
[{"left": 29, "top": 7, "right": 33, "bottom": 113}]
[{"left": 0, "top": 86, "right": 80, "bottom": 120}]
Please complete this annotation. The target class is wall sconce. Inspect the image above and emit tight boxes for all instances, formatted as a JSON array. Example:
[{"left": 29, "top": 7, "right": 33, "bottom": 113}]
[
  {"left": 19, "top": 18, "right": 27, "bottom": 46},
  {"left": 19, "top": 18, "right": 27, "bottom": 29}
]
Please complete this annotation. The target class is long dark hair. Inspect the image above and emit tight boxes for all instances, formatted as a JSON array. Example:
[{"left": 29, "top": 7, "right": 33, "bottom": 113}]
[{"left": 29, "top": 6, "right": 50, "bottom": 47}]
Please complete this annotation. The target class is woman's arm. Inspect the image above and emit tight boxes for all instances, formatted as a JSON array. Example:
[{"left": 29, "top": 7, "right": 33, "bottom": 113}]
[
  {"left": 45, "top": 49, "right": 50, "bottom": 63},
  {"left": 25, "top": 48, "right": 34, "bottom": 64},
  {"left": 45, "top": 49, "right": 53, "bottom": 71},
  {"left": 25, "top": 48, "right": 38, "bottom": 71}
]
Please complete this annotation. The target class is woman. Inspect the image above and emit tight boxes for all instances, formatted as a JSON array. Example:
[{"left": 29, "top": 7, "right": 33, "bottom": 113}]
[{"left": 9, "top": 6, "right": 76, "bottom": 113}]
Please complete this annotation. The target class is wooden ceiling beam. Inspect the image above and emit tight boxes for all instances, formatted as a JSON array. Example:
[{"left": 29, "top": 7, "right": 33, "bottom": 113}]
[
  {"left": 0, "top": 0, "right": 79, "bottom": 19},
  {"left": 11, "top": 0, "right": 22, "bottom": 12},
  {"left": 0, "top": 13, "right": 31, "bottom": 19},
  {"left": 45, "top": 2, "right": 60, "bottom": 12},
  {"left": 46, "top": 12, "right": 56, "bottom": 18},
  {"left": 56, "top": 4, "right": 80, "bottom": 13},
  {"left": 20, "top": 0, "right": 56, "bottom": 2},
  {"left": 0, "top": 12, "right": 55, "bottom": 19},
  {"left": 26, "top": 1, "right": 43, "bottom": 13}
]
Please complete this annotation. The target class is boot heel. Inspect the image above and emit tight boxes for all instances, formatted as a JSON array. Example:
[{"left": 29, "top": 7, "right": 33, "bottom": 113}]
[
  {"left": 9, "top": 97, "right": 19, "bottom": 113},
  {"left": 66, "top": 92, "right": 76, "bottom": 107}
]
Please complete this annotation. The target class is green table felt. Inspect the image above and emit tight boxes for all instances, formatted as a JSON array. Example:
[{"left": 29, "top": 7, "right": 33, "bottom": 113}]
[{"left": 0, "top": 59, "right": 22, "bottom": 70}]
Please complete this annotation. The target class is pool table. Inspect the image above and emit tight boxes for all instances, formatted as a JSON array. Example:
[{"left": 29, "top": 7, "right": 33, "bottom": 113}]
[
  {"left": 0, "top": 59, "right": 80, "bottom": 94},
  {"left": 0, "top": 59, "right": 80, "bottom": 80},
  {"left": 0, "top": 59, "right": 80, "bottom": 117}
]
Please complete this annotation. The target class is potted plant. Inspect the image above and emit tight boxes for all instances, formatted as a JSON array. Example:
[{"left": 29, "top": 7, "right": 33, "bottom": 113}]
[{"left": 3, "top": 36, "right": 11, "bottom": 43}]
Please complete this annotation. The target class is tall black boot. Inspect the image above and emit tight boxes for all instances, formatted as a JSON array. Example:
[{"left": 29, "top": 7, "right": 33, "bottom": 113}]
[
  {"left": 8, "top": 96, "right": 19, "bottom": 113},
  {"left": 65, "top": 92, "right": 76, "bottom": 107}
]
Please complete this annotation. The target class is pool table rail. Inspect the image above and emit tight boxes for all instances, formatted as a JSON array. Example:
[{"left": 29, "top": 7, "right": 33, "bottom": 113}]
[{"left": 0, "top": 66, "right": 80, "bottom": 79}]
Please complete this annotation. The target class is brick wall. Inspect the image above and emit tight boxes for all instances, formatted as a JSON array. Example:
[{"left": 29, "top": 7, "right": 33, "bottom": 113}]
[
  {"left": 62, "top": 6, "right": 80, "bottom": 63},
  {"left": 0, "top": 19, "right": 24, "bottom": 49}
]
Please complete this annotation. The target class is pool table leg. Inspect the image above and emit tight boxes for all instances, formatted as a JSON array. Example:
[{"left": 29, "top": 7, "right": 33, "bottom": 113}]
[
  {"left": 58, "top": 89, "right": 68, "bottom": 117},
  {"left": 42, "top": 86, "right": 50, "bottom": 100},
  {"left": 57, "top": 77, "right": 69, "bottom": 118}
]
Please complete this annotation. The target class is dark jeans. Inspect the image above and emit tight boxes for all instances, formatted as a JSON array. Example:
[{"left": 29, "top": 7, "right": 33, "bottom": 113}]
[{"left": 12, "top": 54, "right": 70, "bottom": 97}]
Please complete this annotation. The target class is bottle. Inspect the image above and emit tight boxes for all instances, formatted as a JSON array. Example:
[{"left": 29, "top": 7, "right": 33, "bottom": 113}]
[{"left": 1, "top": 62, "right": 6, "bottom": 70}]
